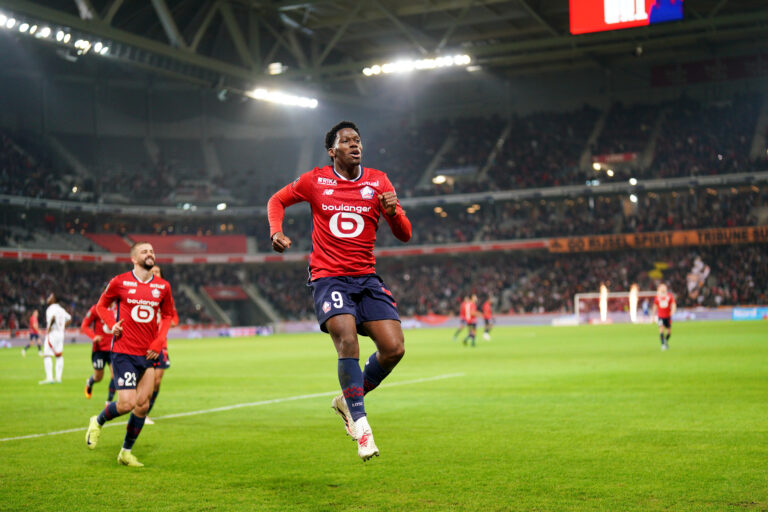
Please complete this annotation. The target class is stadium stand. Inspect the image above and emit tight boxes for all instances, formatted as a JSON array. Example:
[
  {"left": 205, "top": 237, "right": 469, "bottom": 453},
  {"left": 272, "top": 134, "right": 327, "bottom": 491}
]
[
  {"left": 3, "top": 241, "right": 764, "bottom": 329},
  {"left": 2, "top": 95, "right": 766, "bottom": 205}
]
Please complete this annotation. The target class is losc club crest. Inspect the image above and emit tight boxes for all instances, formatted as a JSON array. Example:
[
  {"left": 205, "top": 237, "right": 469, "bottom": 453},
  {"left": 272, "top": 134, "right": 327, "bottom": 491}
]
[
  {"left": 117, "top": 377, "right": 125, "bottom": 386},
  {"left": 151, "top": 288, "right": 161, "bottom": 298},
  {"left": 322, "top": 301, "right": 331, "bottom": 313},
  {"left": 360, "top": 185, "right": 375, "bottom": 200}
]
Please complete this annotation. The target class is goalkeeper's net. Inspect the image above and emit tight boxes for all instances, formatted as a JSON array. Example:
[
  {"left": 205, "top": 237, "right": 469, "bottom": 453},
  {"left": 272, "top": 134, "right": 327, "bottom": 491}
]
[{"left": 574, "top": 289, "right": 657, "bottom": 325}]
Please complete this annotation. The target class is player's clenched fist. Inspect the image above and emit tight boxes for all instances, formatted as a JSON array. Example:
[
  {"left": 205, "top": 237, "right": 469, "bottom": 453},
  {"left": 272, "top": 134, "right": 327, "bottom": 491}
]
[
  {"left": 378, "top": 191, "right": 398, "bottom": 216},
  {"left": 271, "top": 232, "right": 292, "bottom": 253}
]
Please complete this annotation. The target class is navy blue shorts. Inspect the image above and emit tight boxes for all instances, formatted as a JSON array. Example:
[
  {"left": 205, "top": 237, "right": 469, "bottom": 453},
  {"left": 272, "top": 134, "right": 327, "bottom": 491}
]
[
  {"left": 91, "top": 350, "right": 111, "bottom": 370},
  {"left": 30, "top": 333, "right": 39, "bottom": 341},
  {"left": 309, "top": 275, "right": 400, "bottom": 336},
  {"left": 658, "top": 317, "right": 672, "bottom": 328},
  {"left": 111, "top": 353, "right": 154, "bottom": 390},
  {"left": 152, "top": 348, "right": 170, "bottom": 369}
]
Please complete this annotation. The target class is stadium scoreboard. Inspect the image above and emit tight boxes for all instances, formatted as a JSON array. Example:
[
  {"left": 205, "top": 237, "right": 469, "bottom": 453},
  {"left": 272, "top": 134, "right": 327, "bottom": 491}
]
[{"left": 570, "top": 0, "right": 684, "bottom": 35}]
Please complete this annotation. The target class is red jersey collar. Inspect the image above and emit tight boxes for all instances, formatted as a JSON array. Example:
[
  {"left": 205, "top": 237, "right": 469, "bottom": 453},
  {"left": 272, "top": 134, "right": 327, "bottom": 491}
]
[
  {"left": 331, "top": 165, "right": 364, "bottom": 182},
  {"left": 131, "top": 270, "right": 154, "bottom": 284}
]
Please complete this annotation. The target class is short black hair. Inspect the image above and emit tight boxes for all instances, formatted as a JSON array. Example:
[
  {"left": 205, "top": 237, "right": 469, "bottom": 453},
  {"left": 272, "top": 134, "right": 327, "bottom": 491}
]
[{"left": 325, "top": 121, "right": 360, "bottom": 151}]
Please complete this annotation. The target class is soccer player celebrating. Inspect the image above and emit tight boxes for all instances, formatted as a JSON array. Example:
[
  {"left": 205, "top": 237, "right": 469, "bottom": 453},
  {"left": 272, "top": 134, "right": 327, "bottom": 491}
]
[
  {"left": 481, "top": 296, "right": 494, "bottom": 341},
  {"left": 461, "top": 294, "right": 481, "bottom": 347},
  {"left": 21, "top": 309, "right": 42, "bottom": 357},
  {"left": 40, "top": 292, "right": 71, "bottom": 384},
  {"left": 81, "top": 303, "right": 116, "bottom": 402},
  {"left": 268, "top": 121, "right": 412, "bottom": 461},
  {"left": 652, "top": 283, "right": 676, "bottom": 351},
  {"left": 144, "top": 265, "right": 179, "bottom": 425},
  {"left": 85, "top": 242, "right": 175, "bottom": 467}
]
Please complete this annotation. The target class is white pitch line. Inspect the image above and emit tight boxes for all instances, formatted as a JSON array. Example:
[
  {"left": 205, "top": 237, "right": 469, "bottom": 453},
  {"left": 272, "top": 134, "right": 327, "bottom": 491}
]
[{"left": 0, "top": 373, "right": 464, "bottom": 443}]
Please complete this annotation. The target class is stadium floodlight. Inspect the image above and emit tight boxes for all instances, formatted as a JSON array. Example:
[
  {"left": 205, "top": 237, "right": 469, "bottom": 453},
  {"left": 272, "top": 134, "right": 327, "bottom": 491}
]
[
  {"left": 246, "top": 87, "right": 318, "bottom": 109},
  {"left": 18, "top": 22, "right": 29, "bottom": 33},
  {"left": 6, "top": 17, "right": 16, "bottom": 29},
  {"left": 99, "top": 46, "right": 109, "bottom": 55},
  {"left": 29, "top": 25, "right": 37, "bottom": 34},
  {"left": 37, "top": 26, "right": 50, "bottom": 38},
  {"left": 629, "top": 194, "right": 638, "bottom": 203},
  {"left": 56, "top": 30, "right": 64, "bottom": 41},
  {"left": 362, "top": 54, "right": 472, "bottom": 77},
  {"left": 216, "top": 202, "right": 227, "bottom": 211},
  {"left": 606, "top": 169, "right": 615, "bottom": 177},
  {"left": 593, "top": 162, "right": 601, "bottom": 171},
  {"left": 629, "top": 177, "right": 638, "bottom": 185},
  {"left": 432, "top": 175, "right": 447, "bottom": 184},
  {"left": 268, "top": 62, "right": 284, "bottom": 75},
  {"left": 0, "top": 15, "right": 6, "bottom": 26},
  {"left": 94, "top": 42, "right": 102, "bottom": 53}
]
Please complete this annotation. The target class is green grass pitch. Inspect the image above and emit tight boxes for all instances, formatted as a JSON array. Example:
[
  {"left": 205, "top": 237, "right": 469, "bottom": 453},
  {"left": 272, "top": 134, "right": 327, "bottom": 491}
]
[{"left": 1, "top": 321, "right": 766, "bottom": 511}]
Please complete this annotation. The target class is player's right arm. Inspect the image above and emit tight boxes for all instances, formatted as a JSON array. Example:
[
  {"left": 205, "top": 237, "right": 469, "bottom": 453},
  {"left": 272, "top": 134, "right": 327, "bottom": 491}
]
[
  {"left": 267, "top": 174, "right": 311, "bottom": 253},
  {"left": 80, "top": 306, "right": 103, "bottom": 346}
]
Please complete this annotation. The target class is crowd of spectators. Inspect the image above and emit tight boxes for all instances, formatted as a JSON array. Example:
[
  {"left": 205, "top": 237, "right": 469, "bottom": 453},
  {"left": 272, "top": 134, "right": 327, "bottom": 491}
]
[
  {"left": 1, "top": 239, "right": 765, "bottom": 328},
  {"left": 252, "top": 184, "right": 766, "bottom": 247},
  {"left": 593, "top": 102, "right": 660, "bottom": 155},
  {"left": 2, "top": 184, "right": 764, "bottom": 252},
  {"left": 249, "top": 243, "right": 767, "bottom": 319},
  {"left": 2, "top": 94, "right": 766, "bottom": 205},
  {"left": 653, "top": 94, "right": 762, "bottom": 178}
]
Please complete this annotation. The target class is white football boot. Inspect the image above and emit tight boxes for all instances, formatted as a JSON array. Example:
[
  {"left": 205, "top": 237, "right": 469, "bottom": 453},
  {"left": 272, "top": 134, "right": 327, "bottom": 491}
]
[
  {"left": 354, "top": 416, "right": 379, "bottom": 461},
  {"left": 331, "top": 394, "right": 358, "bottom": 439}
]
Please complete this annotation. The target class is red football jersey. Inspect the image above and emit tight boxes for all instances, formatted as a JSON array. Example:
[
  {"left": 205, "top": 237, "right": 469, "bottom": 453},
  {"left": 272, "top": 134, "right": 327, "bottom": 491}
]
[
  {"left": 268, "top": 165, "right": 411, "bottom": 279},
  {"left": 482, "top": 300, "right": 492, "bottom": 320},
  {"left": 461, "top": 300, "right": 478, "bottom": 323},
  {"left": 654, "top": 293, "right": 675, "bottom": 318},
  {"left": 81, "top": 305, "right": 113, "bottom": 352},
  {"left": 97, "top": 271, "right": 174, "bottom": 356},
  {"left": 29, "top": 314, "right": 39, "bottom": 334}
]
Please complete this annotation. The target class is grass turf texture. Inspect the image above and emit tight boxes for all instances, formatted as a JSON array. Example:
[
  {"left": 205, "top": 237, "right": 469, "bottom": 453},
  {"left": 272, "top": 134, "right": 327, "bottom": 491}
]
[{"left": 1, "top": 321, "right": 766, "bottom": 511}]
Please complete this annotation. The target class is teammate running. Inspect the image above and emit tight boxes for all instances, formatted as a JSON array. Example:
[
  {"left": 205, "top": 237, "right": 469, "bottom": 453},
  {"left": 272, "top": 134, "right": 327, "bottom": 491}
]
[
  {"left": 40, "top": 293, "right": 71, "bottom": 384},
  {"left": 268, "top": 121, "right": 412, "bottom": 461},
  {"left": 452, "top": 295, "right": 470, "bottom": 342},
  {"left": 81, "top": 303, "right": 116, "bottom": 402},
  {"left": 481, "top": 296, "right": 494, "bottom": 341},
  {"left": 461, "top": 294, "right": 481, "bottom": 347},
  {"left": 652, "top": 283, "right": 676, "bottom": 351},
  {"left": 144, "top": 265, "right": 179, "bottom": 424},
  {"left": 84, "top": 242, "right": 174, "bottom": 467},
  {"left": 21, "top": 309, "right": 42, "bottom": 357}
]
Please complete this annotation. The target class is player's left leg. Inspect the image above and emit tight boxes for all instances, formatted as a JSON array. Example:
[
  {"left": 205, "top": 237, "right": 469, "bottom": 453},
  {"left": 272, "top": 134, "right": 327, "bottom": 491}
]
[
  {"left": 118, "top": 367, "right": 155, "bottom": 467},
  {"left": 39, "top": 356, "right": 54, "bottom": 384},
  {"left": 145, "top": 367, "right": 165, "bottom": 424},
  {"left": 54, "top": 355, "right": 64, "bottom": 382},
  {"left": 360, "top": 319, "right": 404, "bottom": 396},
  {"left": 86, "top": 367, "right": 105, "bottom": 399},
  {"left": 327, "top": 314, "right": 378, "bottom": 460}
]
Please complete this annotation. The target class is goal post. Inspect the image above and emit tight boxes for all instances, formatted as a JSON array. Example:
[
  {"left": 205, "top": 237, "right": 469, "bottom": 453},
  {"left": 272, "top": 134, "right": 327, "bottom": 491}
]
[{"left": 574, "top": 287, "right": 657, "bottom": 324}]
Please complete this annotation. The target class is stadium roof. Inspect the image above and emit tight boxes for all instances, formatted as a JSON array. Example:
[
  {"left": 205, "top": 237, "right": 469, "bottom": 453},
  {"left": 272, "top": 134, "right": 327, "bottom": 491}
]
[{"left": 1, "top": 0, "right": 767, "bottom": 103}]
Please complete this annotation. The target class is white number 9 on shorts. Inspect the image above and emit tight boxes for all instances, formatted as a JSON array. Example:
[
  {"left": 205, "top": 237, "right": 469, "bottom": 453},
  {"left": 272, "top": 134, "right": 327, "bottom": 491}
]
[{"left": 131, "top": 304, "right": 155, "bottom": 323}]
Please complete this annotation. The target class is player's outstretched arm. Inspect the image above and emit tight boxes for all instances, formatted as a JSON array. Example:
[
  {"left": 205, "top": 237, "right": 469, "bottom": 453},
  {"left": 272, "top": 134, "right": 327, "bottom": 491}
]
[
  {"left": 80, "top": 314, "right": 97, "bottom": 340},
  {"left": 268, "top": 183, "right": 303, "bottom": 252}
]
